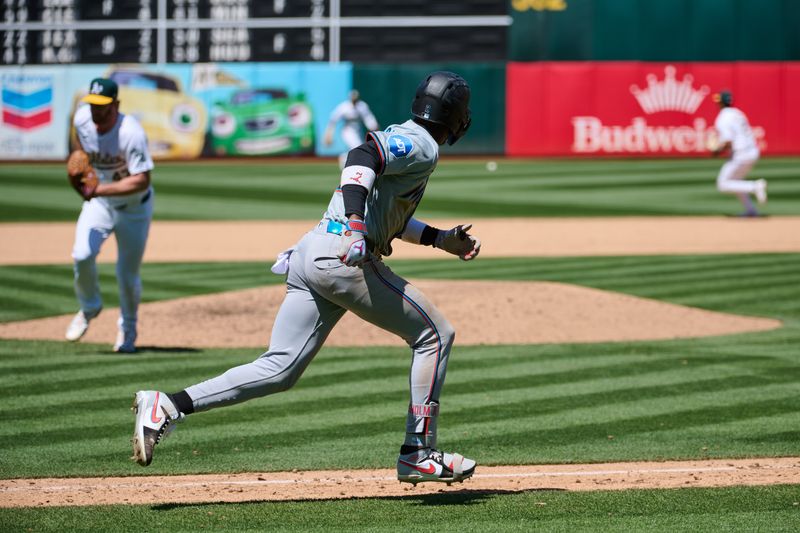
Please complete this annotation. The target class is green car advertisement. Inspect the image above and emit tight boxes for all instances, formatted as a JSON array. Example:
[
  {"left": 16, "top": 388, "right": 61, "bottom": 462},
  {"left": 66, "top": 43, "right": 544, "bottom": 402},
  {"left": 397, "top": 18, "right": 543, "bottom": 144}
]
[{"left": 210, "top": 89, "right": 315, "bottom": 156}]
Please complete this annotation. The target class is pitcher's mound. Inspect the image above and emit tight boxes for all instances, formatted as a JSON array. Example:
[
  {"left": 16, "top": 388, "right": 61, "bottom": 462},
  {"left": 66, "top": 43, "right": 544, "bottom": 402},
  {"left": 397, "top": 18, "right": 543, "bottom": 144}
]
[{"left": 0, "top": 281, "right": 780, "bottom": 348}]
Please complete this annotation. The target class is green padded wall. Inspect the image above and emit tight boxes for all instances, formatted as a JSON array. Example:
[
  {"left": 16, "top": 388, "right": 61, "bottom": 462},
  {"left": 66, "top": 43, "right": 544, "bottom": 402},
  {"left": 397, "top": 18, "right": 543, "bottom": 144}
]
[
  {"left": 353, "top": 63, "right": 506, "bottom": 154},
  {"left": 510, "top": 0, "right": 800, "bottom": 61}
]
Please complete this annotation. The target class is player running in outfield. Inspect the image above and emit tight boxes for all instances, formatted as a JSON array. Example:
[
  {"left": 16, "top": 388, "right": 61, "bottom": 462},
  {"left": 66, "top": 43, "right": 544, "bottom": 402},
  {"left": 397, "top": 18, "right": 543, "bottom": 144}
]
[
  {"left": 65, "top": 78, "right": 155, "bottom": 353},
  {"left": 132, "top": 71, "right": 480, "bottom": 485},
  {"left": 324, "top": 89, "right": 380, "bottom": 169},
  {"left": 709, "top": 89, "right": 766, "bottom": 217}
]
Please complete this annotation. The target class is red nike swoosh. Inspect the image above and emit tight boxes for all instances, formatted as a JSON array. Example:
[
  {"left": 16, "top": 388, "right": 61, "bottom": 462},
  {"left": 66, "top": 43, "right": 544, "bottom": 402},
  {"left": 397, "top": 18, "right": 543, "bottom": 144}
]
[
  {"left": 150, "top": 392, "right": 163, "bottom": 424},
  {"left": 399, "top": 460, "right": 436, "bottom": 474}
]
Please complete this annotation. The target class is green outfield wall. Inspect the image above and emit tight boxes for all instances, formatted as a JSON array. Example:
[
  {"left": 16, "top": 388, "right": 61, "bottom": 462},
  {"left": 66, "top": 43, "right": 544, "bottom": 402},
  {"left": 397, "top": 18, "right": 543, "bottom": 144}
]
[
  {"left": 510, "top": 0, "right": 800, "bottom": 61},
  {"left": 353, "top": 64, "right": 506, "bottom": 154}
]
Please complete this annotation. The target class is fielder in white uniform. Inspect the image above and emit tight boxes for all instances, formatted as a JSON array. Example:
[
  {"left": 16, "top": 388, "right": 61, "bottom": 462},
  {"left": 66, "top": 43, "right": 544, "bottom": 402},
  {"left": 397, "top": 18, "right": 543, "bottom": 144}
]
[
  {"left": 710, "top": 90, "right": 766, "bottom": 217},
  {"left": 324, "top": 89, "right": 379, "bottom": 169},
  {"left": 132, "top": 72, "right": 480, "bottom": 485},
  {"left": 65, "top": 78, "right": 155, "bottom": 353}
]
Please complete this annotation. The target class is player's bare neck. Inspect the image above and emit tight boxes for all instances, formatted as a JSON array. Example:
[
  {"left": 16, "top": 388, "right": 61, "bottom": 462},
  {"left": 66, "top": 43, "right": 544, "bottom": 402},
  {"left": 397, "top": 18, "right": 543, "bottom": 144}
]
[{"left": 95, "top": 113, "right": 119, "bottom": 135}]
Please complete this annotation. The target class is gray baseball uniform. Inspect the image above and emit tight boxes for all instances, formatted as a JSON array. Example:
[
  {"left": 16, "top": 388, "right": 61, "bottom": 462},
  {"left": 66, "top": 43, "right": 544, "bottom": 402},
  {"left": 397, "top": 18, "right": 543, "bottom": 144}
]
[{"left": 185, "top": 119, "right": 451, "bottom": 448}]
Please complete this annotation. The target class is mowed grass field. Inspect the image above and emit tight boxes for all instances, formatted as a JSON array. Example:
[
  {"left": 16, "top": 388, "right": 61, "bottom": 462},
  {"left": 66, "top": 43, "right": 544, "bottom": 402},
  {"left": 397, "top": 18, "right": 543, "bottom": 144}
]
[
  {"left": 2, "top": 156, "right": 800, "bottom": 221},
  {"left": 1, "top": 158, "right": 799, "bottom": 531}
]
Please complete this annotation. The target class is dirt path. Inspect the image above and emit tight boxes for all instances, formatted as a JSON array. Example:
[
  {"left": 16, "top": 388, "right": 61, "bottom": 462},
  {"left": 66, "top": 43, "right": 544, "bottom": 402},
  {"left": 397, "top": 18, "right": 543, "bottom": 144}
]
[
  {"left": 2, "top": 216, "right": 799, "bottom": 265},
  {"left": 2, "top": 458, "right": 798, "bottom": 508}
]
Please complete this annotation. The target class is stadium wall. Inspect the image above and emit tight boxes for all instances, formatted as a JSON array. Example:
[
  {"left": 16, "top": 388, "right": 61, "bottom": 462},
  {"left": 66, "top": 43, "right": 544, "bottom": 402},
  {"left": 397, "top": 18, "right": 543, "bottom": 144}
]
[
  {"left": 353, "top": 63, "right": 506, "bottom": 155},
  {"left": 510, "top": 0, "right": 800, "bottom": 61},
  {"left": 3, "top": 61, "right": 799, "bottom": 160},
  {"left": 0, "top": 63, "right": 352, "bottom": 160},
  {"left": 0, "top": 62, "right": 506, "bottom": 160}
]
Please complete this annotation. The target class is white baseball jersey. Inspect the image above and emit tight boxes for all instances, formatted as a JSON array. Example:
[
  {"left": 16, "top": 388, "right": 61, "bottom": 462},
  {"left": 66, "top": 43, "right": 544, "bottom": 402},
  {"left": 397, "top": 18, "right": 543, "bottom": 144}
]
[
  {"left": 715, "top": 107, "right": 759, "bottom": 160},
  {"left": 73, "top": 105, "right": 154, "bottom": 208},
  {"left": 328, "top": 99, "right": 379, "bottom": 132},
  {"left": 324, "top": 119, "right": 440, "bottom": 257}
]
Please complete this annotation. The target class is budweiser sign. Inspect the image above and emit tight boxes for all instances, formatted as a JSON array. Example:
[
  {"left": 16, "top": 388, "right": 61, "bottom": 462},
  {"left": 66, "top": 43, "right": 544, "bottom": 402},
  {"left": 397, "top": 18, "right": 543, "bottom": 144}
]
[
  {"left": 506, "top": 62, "right": 793, "bottom": 157},
  {"left": 571, "top": 65, "right": 765, "bottom": 154},
  {"left": 572, "top": 116, "right": 716, "bottom": 153},
  {"left": 630, "top": 66, "right": 709, "bottom": 114}
]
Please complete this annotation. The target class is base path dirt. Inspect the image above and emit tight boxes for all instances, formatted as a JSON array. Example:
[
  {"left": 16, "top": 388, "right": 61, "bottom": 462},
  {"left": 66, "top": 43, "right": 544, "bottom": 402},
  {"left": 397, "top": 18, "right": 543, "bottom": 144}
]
[
  {"left": 2, "top": 457, "right": 798, "bottom": 508},
  {"left": 2, "top": 216, "right": 799, "bottom": 265}
]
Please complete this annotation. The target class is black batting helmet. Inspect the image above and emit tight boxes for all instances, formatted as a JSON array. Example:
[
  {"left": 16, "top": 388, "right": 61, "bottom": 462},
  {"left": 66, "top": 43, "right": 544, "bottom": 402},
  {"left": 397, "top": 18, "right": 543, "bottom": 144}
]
[
  {"left": 411, "top": 71, "right": 471, "bottom": 145},
  {"left": 712, "top": 90, "right": 733, "bottom": 107}
]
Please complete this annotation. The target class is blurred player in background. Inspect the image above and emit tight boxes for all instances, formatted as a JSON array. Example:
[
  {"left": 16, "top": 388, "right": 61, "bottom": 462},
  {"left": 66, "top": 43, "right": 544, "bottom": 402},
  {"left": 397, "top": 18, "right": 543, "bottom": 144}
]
[
  {"left": 65, "top": 78, "right": 155, "bottom": 353},
  {"left": 324, "top": 89, "right": 379, "bottom": 168},
  {"left": 709, "top": 90, "right": 767, "bottom": 217}
]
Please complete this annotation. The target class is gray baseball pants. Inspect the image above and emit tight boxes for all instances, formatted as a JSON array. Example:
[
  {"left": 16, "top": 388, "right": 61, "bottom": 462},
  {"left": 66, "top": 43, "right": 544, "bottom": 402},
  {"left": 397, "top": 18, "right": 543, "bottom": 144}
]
[{"left": 184, "top": 221, "right": 455, "bottom": 446}]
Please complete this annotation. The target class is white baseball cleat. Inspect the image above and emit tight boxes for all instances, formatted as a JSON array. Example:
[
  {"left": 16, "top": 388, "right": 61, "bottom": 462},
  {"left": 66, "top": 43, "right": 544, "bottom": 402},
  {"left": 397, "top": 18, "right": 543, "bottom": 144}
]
[
  {"left": 755, "top": 179, "right": 768, "bottom": 204},
  {"left": 114, "top": 329, "right": 137, "bottom": 353},
  {"left": 65, "top": 311, "right": 89, "bottom": 342},
  {"left": 397, "top": 448, "right": 476, "bottom": 485},
  {"left": 131, "top": 391, "right": 183, "bottom": 466}
]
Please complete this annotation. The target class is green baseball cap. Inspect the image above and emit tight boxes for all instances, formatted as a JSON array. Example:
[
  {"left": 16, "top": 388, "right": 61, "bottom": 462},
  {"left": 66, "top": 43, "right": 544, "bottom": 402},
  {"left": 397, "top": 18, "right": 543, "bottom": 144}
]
[{"left": 82, "top": 78, "right": 118, "bottom": 105}]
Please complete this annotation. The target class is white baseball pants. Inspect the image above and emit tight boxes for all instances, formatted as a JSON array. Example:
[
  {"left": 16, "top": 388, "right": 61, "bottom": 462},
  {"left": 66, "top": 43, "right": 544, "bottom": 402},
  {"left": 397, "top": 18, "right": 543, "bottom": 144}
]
[
  {"left": 71, "top": 193, "right": 153, "bottom": 335},
  {"left": 716, "top": 156, "right": 759, "bottom": 212}
]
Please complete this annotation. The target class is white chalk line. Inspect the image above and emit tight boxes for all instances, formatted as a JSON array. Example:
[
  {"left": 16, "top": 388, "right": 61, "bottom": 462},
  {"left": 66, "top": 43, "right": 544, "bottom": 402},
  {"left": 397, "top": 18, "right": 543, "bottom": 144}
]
[{"left": 5, "top": 464, "right": 796, "bottom": 494}]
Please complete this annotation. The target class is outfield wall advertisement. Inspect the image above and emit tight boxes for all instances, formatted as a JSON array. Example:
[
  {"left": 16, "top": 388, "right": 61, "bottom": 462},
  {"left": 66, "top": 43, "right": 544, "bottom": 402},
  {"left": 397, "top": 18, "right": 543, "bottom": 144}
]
[
  {"left": 507, "top": 62, "right": 800, "bottom": 156},
  {"left": 4, "top": 61, "right": 800, "bottom": 160},
  {"left": 0, "top": 63, "right": 351, "bottom": 160}
]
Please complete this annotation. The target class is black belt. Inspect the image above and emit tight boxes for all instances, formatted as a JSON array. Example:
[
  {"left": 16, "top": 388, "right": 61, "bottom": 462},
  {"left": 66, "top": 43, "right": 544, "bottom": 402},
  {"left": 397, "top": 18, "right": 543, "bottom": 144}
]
[{"left": 114, "top": 190, "right": 151, "bottom": 210}]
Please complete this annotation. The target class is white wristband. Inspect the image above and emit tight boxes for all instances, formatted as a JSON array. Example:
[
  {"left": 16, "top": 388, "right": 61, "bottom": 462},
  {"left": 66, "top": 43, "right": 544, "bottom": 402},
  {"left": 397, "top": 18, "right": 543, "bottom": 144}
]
[
  {"left": 340, "top": 165, "right": 376, "bottom": 191},
  {"left": 401, "top": 217, "right": 427, "bottom": 244}
]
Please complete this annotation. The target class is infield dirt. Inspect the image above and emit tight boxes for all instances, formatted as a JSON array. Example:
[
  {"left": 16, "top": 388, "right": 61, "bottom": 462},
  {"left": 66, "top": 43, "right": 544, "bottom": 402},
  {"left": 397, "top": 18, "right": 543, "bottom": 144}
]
[{"left": 2, "top": 458, "right": 799, "bottom": 507}]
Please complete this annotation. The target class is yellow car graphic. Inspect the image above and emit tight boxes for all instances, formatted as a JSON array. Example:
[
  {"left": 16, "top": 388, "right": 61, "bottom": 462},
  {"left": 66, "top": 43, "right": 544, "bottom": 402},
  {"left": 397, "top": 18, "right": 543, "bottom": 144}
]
[{"left": 70, "top": 68, "right": 207, "bottom": 160}]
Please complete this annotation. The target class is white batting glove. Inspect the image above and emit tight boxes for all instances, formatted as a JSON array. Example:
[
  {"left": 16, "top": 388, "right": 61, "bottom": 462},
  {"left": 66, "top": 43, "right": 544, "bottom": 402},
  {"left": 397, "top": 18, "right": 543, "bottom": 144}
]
[
  {"left": 435, "top": 224, "right": 481, "bottom": 261},
  {"left": 338, "top": 219, "right": 369, "bottom": 266}
]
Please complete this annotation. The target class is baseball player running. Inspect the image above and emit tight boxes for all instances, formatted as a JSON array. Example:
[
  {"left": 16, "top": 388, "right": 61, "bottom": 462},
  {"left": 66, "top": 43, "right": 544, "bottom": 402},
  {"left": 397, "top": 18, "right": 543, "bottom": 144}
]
[
  {"left": 324, "top": 89, "right": 380, "bottom": 169},
  {"left": 132, "top": 72, "right": 480, "bottom": 485},
  {"left": 65, "top": 78, "right": 155, "bottom": 353},
  {"left": 710, "top": 90, "right": 766, "bottom": 217}
]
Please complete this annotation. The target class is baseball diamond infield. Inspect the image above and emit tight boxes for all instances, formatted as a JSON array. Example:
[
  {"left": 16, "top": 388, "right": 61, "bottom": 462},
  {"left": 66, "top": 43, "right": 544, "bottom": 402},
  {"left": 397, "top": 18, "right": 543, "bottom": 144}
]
[{"left": 1, "top": 216, "right": 798, "bottom": 507}]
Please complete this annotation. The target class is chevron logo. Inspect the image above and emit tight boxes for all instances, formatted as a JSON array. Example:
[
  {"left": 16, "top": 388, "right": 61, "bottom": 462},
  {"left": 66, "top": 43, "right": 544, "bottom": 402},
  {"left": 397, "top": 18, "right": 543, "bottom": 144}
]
[{"left": 1, "top": 76, "right": 53, "bottom": 130}]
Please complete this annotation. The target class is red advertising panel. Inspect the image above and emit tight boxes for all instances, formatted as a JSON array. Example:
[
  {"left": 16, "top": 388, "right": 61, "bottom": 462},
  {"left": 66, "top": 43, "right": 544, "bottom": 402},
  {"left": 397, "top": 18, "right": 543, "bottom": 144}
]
[{"left": 507, "top": 62, "right": 800, "bottom": 156}]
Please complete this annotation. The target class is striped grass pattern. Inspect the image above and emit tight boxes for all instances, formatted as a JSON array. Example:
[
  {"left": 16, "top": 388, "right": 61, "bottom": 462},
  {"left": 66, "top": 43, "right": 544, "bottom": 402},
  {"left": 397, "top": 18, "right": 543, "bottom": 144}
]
[
  {"left": 1, "top": 157, "right": 799, "bottom": 221},
  {"left": 0, "top": 255, "right": 797, "bottom": 479},
  {"left": 1, "top": 157, "right": 798, "bottom": 529}
]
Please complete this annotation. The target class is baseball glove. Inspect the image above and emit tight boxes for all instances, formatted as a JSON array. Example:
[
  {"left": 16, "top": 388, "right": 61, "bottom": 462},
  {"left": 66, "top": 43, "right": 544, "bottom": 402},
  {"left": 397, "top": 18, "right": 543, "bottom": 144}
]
[{"left": 66, "top": 149, "right": 98, "bottom": 201}]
